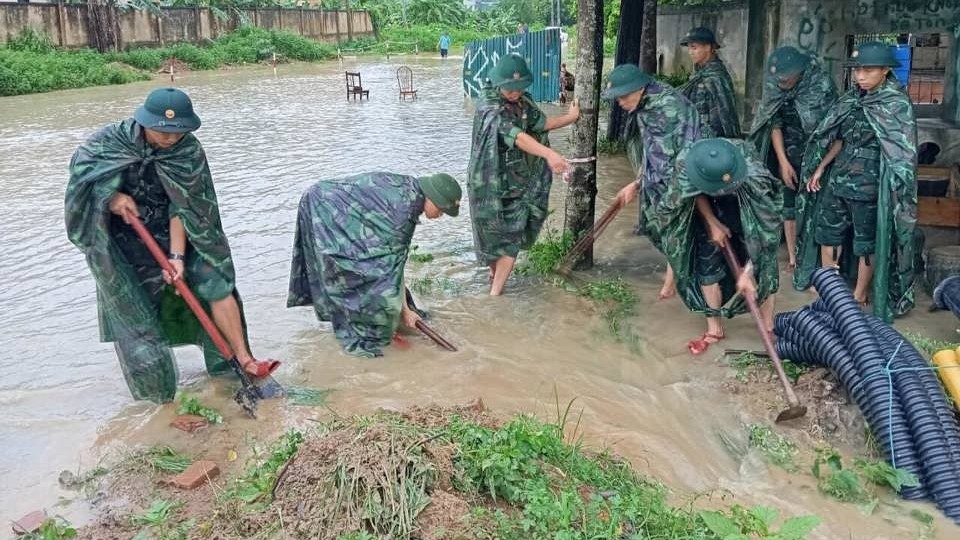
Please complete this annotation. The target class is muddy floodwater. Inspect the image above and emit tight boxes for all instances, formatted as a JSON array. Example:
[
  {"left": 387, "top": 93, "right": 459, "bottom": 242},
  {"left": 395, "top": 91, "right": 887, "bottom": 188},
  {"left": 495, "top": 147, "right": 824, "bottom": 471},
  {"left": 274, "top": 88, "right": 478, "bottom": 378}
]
[{"left": 2, "top": 58, "right": 959, "bottom": 539}]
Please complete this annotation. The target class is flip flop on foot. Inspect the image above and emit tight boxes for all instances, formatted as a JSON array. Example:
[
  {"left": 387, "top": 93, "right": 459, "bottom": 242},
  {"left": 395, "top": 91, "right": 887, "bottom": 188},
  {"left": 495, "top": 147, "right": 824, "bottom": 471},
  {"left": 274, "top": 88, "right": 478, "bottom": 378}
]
[
  {"left": 392, "top": 333, "right": 412, "bottom": 350},
  {"left": 687, "top": 333, "right": 724, "bottom": 356},
  {"left": 241, "top": 358, "right": 281, "bottom": 379}
]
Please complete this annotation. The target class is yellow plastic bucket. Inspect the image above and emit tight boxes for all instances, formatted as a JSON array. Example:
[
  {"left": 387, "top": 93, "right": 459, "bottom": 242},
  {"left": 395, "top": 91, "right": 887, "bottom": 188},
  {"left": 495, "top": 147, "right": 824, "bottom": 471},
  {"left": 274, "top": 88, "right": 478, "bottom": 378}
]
[{"left": 932, "top": 349, "right": 960, "bottom": 410}]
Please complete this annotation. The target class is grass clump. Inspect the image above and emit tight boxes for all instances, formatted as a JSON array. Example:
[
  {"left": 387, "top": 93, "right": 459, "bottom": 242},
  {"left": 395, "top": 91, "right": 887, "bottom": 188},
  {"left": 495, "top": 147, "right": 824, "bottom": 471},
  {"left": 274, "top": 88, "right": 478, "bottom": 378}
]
[
  {"left": 699, "top": 505, "right": 820, "bottom": 540},
  {"left": 227, "top": 430, "right": 304, "bottom": 504},
  {"left": 811, "top": 447, "right": 919, "bottom": 512},
  {"left": 176, "top": 393, "right": 223, "bottom": 424},
  {"left": 515, "top": 229, "right": 573, "bottom": 277},
  {"left": 19, "top": 516, "right": 77, "bottom": 540},
  {"left": 726, "top": 351, "right": 808, "bottom": 384},
  {"left": 131, "top": 498, "right": 193, "bottom": 540},
  {"left": 410, "top": 275, "right": 463, "bottom": 296},
  {"left": 407, "top": 245, "right": 435, "bottom": 264},
  {"left": 748, "top": 424, "right": 798, "bottom": 471},
  {"left": 284, "top": 385, "right": 332, "bottom": 407},
  {"left": 902, "top": 330, "right": 959, "bottom": 358},
  {"left": 145, "top": 446, "right": 192, "bottom": 474}
]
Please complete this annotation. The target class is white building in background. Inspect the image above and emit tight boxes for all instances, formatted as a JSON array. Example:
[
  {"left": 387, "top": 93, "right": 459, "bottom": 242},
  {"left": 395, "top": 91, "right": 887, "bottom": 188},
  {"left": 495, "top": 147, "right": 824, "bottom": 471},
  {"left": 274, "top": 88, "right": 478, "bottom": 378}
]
[{"left": 463, "top": 0, "right": 499, "bottom": 10}]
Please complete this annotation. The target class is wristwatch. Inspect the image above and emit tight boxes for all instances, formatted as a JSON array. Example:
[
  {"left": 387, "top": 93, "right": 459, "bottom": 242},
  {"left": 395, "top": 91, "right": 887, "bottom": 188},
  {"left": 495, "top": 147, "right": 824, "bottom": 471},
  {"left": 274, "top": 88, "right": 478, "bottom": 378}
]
[{"left": 169, "top": 252, "right": 185, "bottom": 261}]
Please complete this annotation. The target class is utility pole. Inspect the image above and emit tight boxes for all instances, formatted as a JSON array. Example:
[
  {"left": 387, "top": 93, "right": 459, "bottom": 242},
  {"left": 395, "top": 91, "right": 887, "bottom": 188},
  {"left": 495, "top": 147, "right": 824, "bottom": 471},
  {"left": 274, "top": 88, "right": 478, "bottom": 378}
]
[{"left": 563, "top": 0, "right": 604, "bottom": 270}]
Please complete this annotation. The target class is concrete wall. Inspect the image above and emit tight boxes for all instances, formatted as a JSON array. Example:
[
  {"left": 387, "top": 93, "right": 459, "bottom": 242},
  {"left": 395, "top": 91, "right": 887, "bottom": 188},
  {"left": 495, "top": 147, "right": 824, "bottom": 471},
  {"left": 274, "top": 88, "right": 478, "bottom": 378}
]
[{"left": 0, "top": 3, "right": 374, "bottom": 48}]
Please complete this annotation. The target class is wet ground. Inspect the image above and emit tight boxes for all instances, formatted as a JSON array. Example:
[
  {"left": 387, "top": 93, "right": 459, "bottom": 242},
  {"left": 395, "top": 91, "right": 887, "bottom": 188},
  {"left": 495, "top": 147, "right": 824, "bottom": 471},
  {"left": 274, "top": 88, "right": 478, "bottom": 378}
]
[{"left": 1, "top": 57, "right": 959, "bottom": 538}]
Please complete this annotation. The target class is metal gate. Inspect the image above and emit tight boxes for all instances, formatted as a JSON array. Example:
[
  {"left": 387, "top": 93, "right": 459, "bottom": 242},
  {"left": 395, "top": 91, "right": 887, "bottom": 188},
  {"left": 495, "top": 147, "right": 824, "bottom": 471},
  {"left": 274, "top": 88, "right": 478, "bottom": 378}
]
[{"left": 462, "top": 28, "right": 562, "bottom": 102}]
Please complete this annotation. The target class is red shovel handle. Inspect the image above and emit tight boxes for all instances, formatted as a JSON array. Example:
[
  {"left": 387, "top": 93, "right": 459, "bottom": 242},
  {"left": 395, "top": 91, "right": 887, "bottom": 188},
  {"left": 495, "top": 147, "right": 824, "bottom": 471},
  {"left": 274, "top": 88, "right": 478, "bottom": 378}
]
[{"left": 123, "top": 212, "right": 234, "bottom": 360}]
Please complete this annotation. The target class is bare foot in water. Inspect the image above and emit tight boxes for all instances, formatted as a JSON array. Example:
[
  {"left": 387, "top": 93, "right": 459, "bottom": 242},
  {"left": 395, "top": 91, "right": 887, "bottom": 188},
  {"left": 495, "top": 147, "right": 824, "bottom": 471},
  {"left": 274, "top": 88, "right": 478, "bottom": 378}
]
[{"left": 658, "top": 266, "right": 677, "bottom": 300}]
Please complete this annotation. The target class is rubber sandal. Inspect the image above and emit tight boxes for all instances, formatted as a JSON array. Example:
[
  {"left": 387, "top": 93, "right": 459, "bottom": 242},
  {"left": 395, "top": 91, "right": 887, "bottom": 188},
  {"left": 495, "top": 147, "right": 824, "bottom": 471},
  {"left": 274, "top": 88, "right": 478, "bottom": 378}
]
[
  {"left": 392, "top": 333, "right": 412, "bottom": 350},
  {"left": 687, "top": 333, "right": 724, "bottom": 356},
  {"left": 243, "top": 359, "right": 281, "bottom": 379}
]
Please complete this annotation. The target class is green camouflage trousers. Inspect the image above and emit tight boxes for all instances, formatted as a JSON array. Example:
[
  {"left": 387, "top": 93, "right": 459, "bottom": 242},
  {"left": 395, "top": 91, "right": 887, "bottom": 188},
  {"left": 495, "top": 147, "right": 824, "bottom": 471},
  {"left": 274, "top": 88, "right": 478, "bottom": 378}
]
[
  {"left": 694, "top": 195, "right": 747, "bottom": 286},
  {"left": 814, "top": 187, "right": 878, "bottom": 257}
]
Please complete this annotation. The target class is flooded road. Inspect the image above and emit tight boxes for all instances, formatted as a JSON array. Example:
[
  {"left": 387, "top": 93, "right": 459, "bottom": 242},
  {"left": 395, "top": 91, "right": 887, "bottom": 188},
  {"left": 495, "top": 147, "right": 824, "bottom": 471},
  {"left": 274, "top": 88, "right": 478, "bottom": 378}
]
[{"left": 2, "top": 58, "right": 959, "bottom": 538}]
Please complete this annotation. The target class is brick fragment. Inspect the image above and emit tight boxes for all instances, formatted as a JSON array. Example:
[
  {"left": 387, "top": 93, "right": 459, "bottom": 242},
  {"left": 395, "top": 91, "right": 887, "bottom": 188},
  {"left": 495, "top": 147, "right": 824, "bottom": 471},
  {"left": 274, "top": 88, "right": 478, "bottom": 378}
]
[{"left": 164, "top": 460, "right": 219, "bottom": 490}]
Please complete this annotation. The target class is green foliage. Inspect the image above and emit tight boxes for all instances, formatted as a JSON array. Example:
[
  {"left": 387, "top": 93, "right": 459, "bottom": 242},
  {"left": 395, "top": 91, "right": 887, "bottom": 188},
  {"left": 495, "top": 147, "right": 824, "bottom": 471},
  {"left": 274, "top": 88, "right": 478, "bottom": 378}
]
[
  {"left": 853, "top": 457, "right": 920, "bottom": 493},
  {"left": 811, "top": 448, "right": 870, "bottom": 503},
  {"left": 337, "top": 533, "right": 378, "bottom": 540},
  {"left": 445, "top": 415, "right": 820, "bottom": 539},
  {"left": 656, "top": 67, "right": 691, "bottom": 88},
  {"left": 902, "top": 330, "right": 959, "bottom": 359},
  {"left": 146, "top": 446, "right": 193, "bottom": 474},
  {"left": 130, "top": 499, "right": 194, "bottom": 540},
  {"left": 408, "top": 245, "right": 435, "bottom": 264},
  {"left": 514, "top": 229, "right": 573, "bottom": 276},
  {"left": 0, "top": 32, "right": 149, "bottom": 96},
  {"left": 597, "top": 136, "right": 626, "bottom": 155},
  {"left": 19, "top": 517, "right": 77, "bottom": 540},
  {"left": 176, "top": 393, "right": 223, "bottom": 424},
  {"left": 726, "top": 351, "right": 808, "bottom": 384},
  {"left": 227, "top": 430, "right": 304, "bottom": 503},
  {"left": 748, "top": 425, "right": 798, "bottom": 471},
  {"left": 699, "top": 505, "right": 820, "bottom": 540},
  {"left": 284, "top": 385, "right": 332, "bottom": 406}
]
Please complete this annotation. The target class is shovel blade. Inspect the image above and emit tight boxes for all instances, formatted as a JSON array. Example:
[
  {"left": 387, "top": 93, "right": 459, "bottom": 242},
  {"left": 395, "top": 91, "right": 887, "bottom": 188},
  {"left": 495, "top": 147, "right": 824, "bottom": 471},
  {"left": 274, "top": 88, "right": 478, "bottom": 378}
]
[
  {"left": 775, "top": 405, "right": 807, "bottom": 423},
  {"left": 234, "top": 387, "right": 259, "bottom": 418},
  {"left": 254, "top": 375, "right": 286, "bottom": 399}
]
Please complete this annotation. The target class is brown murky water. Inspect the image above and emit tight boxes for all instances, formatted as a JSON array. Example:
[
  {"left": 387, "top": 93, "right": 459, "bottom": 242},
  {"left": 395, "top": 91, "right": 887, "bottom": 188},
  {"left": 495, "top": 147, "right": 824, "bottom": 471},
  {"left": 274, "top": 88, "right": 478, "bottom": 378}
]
[{"left": 2, "top": 58, "right": 959, "bottom": 538}]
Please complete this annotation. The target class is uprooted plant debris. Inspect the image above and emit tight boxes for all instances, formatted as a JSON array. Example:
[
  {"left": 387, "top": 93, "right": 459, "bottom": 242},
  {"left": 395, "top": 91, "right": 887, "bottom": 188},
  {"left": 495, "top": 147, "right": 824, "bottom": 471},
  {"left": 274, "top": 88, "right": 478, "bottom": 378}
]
[{"left": 72, "top": 401, "right": 821, "bottom": 540}]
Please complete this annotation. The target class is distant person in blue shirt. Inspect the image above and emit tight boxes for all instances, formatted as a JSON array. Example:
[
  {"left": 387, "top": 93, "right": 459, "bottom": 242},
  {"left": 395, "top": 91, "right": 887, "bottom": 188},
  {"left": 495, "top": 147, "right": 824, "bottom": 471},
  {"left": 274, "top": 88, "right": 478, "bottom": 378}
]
[{"left": 438, "top": 32, "right": 452, "bottom": 59}]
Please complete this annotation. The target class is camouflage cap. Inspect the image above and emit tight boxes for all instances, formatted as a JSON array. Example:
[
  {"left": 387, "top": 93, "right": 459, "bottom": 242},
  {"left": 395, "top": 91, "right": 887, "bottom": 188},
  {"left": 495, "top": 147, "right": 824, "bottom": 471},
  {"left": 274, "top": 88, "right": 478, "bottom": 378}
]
[
  {"left": 680, "top": 27, "right": 721, "bottom": 48},
  {"left": 601, "top": 64, "right": 653, "bottom": 100},
  {"left": 848, "top": 41, "right": 900, "bottom": 68},
  {"left": 685, "top": 138, "right": 747, "bottom": 196},
  {"left": 134, "top": 87, "right": 201, "bottom": 133},
  {"left": 767, "top": 46, "right": 809, "bottom": 78},
  {"left": 489, "top": 54, "right": 533, "bottom": 91},
  {"left": 418, "top": 173, "right": 462, "bottom": 217}
]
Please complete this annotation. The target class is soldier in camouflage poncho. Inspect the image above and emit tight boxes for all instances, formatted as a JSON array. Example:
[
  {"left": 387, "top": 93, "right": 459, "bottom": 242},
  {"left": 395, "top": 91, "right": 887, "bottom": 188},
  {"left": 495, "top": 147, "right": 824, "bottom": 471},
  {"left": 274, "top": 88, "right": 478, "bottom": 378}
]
[
  {"left": 604, "top": 64, "right": 702, "bottom": 300},
  {"left": 468, "top": 54, "right": 579, "bottom": 295},
  {"left": 679, "top": 27, "right": 741, "bottom": 139},
  {"left": 748, "top": 46, "right": 838, "bottom": 269},
  {"left": 287, "top": 172, "right": 461, "bottom": 357},
  {"left": 65, "top": 88, "right": 278, "bottom": 404},
  {"left": 655, "top": 138, "right": 783, "bottom": 354},
  {"left": 796, "top": 42, "right": 918, "bottom": 321}
]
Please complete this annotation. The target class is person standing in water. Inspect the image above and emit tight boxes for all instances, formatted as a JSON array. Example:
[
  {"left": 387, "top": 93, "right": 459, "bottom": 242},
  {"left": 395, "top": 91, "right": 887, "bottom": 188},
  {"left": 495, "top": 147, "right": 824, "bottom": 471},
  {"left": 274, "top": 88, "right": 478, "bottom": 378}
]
[{"left": 468, "top": 54, "right": 578, "bottom": 295}]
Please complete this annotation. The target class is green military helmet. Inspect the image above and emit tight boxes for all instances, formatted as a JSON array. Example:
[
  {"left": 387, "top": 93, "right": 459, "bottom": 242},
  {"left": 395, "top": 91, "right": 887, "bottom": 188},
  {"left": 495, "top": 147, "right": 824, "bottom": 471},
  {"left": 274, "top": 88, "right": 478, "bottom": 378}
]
[
  {"left": 680, "top": 27, "right": 721, "bottom": 48},
  {"left": 418, "top": 173, "right": 463, "bottom": 217},
  {"left": 134, "top": 87, "right": 202, "bottom": 133},
  {"left": 848, "top": 41, "right": 900, "bottom": 68},
  {"left": 767, "top": 46, "right": 809, "bottom": 78},
  {"left": 685, "top": 138, "right": 747, "bottom": 196},
  {"left": 489, "top": 54, "right": 533, "bottom": 91},
  {"left": 601, "top": 64, "right": 654, "bottom": 100}
]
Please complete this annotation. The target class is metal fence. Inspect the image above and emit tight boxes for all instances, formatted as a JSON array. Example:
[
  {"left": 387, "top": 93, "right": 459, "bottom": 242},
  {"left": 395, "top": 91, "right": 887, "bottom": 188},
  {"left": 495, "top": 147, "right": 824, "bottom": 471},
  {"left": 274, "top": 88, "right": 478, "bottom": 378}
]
[{"left": 462, "top": 28, "right": 562, "bottom": 102}]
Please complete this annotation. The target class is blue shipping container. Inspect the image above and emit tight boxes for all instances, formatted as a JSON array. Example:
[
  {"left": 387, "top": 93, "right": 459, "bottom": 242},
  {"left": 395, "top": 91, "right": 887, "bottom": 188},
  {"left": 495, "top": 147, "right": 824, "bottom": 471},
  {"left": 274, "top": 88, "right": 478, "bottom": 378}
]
[{"left": 462, "top": 28, "right": 562, "bottom": 102}]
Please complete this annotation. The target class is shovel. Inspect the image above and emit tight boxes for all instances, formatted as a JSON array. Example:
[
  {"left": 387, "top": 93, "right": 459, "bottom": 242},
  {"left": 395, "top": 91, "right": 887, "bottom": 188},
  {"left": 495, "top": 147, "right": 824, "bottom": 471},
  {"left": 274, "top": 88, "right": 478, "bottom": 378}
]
[
  {"left": 404, "top": 287, "right": 457, "bottom": 352},
  {"left": 719, "top": 242, "right": 806, "bottom": 423},
  {"left": 124, "top": 212, "right": 281, "bottom": 418},
  {"left": 557, "top": 199, "right": 624, "bottom": 275}
]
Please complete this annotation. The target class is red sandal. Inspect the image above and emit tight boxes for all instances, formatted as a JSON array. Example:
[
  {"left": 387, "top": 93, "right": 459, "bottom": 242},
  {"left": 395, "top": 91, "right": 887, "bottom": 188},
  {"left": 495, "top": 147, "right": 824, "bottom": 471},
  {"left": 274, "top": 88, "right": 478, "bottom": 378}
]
[
  {"left": 687, "top": 333, "right": 724, "bottom": 356},
  {"left": 392, "top": 333, "right": 412, "bottom": 350},
  {"left": 242, "top": 359, "right": 281, "bottom": 379}
]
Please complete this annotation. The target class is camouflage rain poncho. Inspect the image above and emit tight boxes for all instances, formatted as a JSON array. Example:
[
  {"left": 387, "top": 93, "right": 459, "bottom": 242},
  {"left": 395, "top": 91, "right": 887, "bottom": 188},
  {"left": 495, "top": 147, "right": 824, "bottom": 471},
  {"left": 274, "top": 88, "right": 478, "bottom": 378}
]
[
  {"left": 654, "top": 139, "right": 783, "bottom": 316},
  {"left": 680, "top": 57, "right": 741, "bottom": 138},
  {"left": 625, "top": 81, "right": 702, "bottom": 247},
  {"left": 65, "top": 119, "right": 238, "bottom": 403},
  {"left": 468, "top": 87, "right": 551, "bottom": 264},
  {"left": 794, "top": 78, "right": 918, "bottom": 321},
  {"left": 287, "top": 173, "right": 424, "bottom": 357},
  {"left": 747, "top": 55, "right": 838, "bottom": 170}
]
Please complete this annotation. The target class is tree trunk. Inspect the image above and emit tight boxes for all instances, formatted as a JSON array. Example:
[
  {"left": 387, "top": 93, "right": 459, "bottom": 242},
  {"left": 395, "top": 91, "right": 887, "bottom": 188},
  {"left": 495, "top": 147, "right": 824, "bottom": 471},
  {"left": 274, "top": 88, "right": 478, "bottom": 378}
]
[
  {"left": 85, "top": 1, "right": 120, "bottom": 53},
  {"left": 605, "top": 0, "right": 643, "bottom": 141},
  {"left": 564, "top": 0, "right": 604, "bottom": 270},
  {"left": 639, "top": 0, "right": 657, "bottom": 75}
]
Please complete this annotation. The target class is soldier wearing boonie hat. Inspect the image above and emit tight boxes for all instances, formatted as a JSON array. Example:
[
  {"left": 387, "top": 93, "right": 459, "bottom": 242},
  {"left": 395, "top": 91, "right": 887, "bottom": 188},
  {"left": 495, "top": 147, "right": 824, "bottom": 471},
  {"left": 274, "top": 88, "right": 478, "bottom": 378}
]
[
  {"left": 288, "top": 172, "right": 461, "bottom": 357},
  {"left": 64, "top": 87, "right": 281, "bottom": 404},
  {"left": 655, "top": 138, "right": 783, "bottom": 355},
  {"left": 677, "top": 27, "right": 741, "bottom": 139},
  {"left": 602, "top": 63, "right": 702, "bottom": 301},
  {"left": 795, "top": 41, "right": 919, "bottom": 320},
  {"left": 747, "top": 46, "right": 838, "bottom": 271},
  {"left": 468, "top": 54, "right": 580, "bottom": 296}
]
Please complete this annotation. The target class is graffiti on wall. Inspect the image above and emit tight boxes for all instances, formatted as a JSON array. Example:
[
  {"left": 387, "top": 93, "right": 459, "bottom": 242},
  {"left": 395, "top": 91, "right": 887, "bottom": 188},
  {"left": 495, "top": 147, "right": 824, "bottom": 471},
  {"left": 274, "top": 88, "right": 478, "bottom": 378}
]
[
  {"left": 886, "top": 0, "right": 960, "bottom": 32},
  {"left": 461, "top": 29, "right": 561, "bottom": 102},
  {"left": 795, "top": 2, "right": 849, "bottom": 73}
]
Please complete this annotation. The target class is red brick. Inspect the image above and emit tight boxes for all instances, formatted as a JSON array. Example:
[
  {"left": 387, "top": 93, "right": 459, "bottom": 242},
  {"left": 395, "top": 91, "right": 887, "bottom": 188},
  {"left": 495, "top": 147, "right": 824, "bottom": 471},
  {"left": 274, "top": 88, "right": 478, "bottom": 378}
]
[
  {"left": 11, "top": 510, "right": 46, "bottom": 534},
  {"left": 170, "top": 414, "right": 209, "bottom": 433},
  {"left": 164, "top": 460, "right": 219, "bottom": 490}
]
